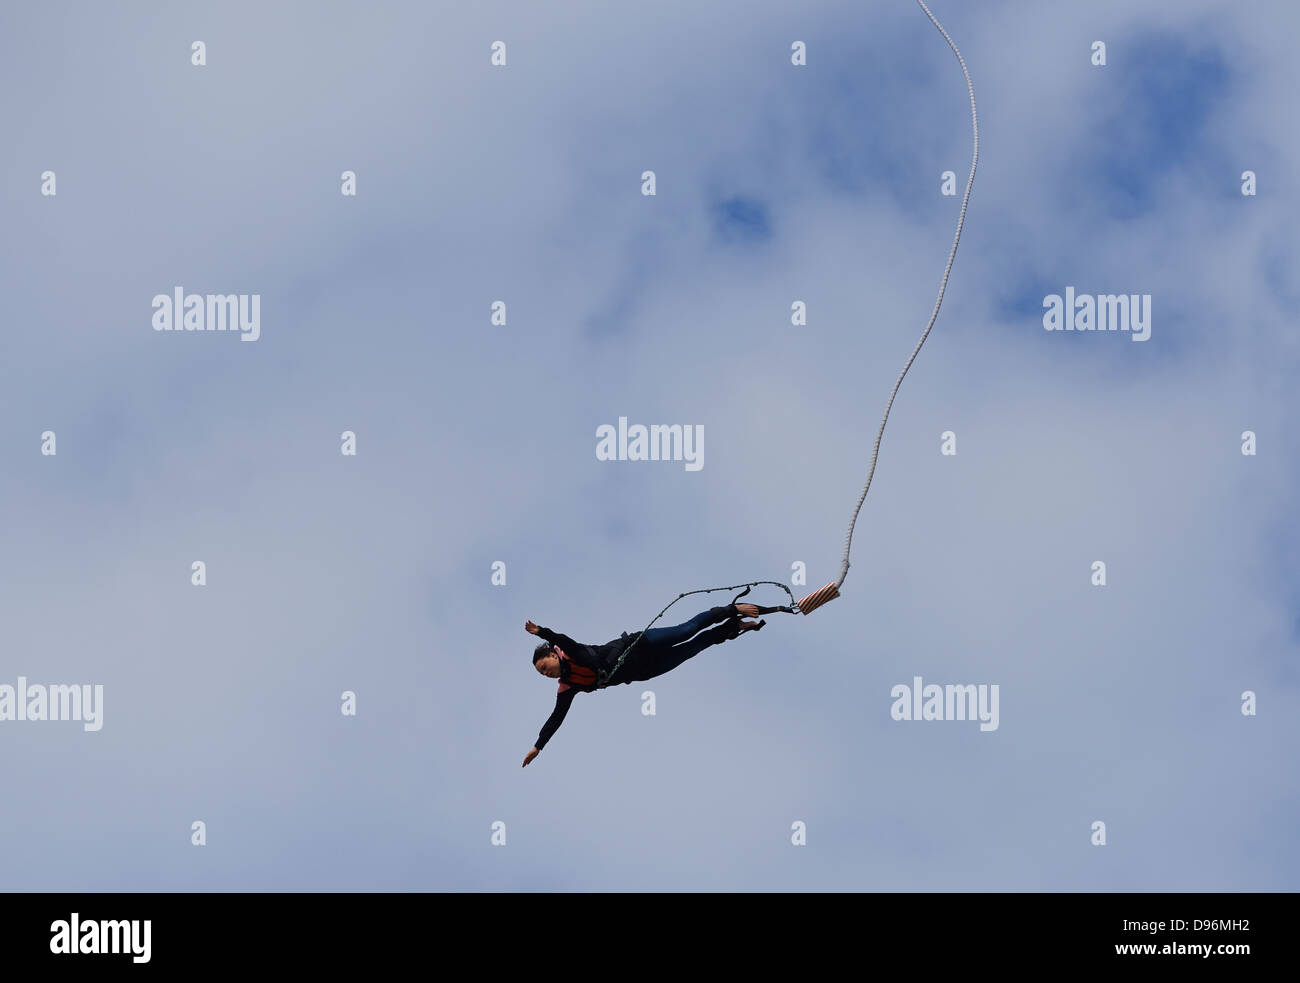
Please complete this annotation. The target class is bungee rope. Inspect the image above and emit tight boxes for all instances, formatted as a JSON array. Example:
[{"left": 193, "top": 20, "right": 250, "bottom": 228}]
[
  {"left": 599, "top": 0, "right": 978, "bottom": 687},
  {"left": 834, "top": 0, "right": 979, "bottom": 594}
]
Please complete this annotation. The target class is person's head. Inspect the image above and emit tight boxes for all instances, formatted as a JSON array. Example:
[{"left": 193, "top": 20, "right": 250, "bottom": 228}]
[{"left": 532, "top": 641, "right": 562, "bottom": 678}]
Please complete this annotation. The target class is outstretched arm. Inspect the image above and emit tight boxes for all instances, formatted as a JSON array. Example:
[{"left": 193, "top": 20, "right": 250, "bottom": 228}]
[
  {"left": 525, "top": 688, "right": 577, "bottom": 766},
  {"left": 525, "top": 620, "right": 583, "bottom": 655}
]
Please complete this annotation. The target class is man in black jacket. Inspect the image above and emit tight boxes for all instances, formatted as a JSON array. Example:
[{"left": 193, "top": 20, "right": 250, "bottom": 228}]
[{"left": 521, "top": 603, "right": 766, "bottom": 767}]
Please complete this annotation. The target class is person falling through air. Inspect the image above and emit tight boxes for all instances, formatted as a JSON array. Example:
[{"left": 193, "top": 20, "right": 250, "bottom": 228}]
[{"left": 521, "top": 602, "right": 773, "bottom": 767}]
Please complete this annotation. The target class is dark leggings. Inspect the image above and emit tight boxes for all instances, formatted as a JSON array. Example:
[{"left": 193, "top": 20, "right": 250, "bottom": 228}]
[{"left": 620, "top": 606, "right": 735, "bottom": 682}]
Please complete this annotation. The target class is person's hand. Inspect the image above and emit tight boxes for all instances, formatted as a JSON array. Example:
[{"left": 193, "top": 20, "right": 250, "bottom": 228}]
[
  {"left": 735, "top": 603, "right": 760, "bottom": 618},
  {"left": 522, "top": 747, "right": 540, "bottom": 768},
  {"left": 525, "top": 621, "right": 540, "bottom": 634}
]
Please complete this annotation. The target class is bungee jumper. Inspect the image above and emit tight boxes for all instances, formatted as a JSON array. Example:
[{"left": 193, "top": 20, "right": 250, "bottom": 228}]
[
  {"left": 521, "top": 593, "right": 789, "bottom": 767},
  {"left": 517, "top": 0, "right": 978, "bottom": 767}
]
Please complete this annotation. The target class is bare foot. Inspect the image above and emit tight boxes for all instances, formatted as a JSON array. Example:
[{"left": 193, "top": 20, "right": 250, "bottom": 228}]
[
  {"left": 722, "top": 616, "right": 765, "bottom": 638},
  {"left": 735, "top": 603, "right": 761, "bottom": 618}
]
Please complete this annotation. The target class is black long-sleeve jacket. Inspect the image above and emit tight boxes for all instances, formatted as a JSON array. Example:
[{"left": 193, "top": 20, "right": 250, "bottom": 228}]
[{"left": 532, "top": 625, "right": 636, "bottom": 750}]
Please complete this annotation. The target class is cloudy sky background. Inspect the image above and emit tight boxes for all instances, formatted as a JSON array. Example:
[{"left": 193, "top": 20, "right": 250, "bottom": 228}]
[{"left": 1, "top": 0, "right": 1296, "bottom": 890}]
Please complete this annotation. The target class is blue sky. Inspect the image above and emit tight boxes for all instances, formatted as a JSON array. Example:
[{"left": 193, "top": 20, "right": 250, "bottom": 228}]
[{"left": 1, "top": 0, "right": 1297, "bottom": 891}]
